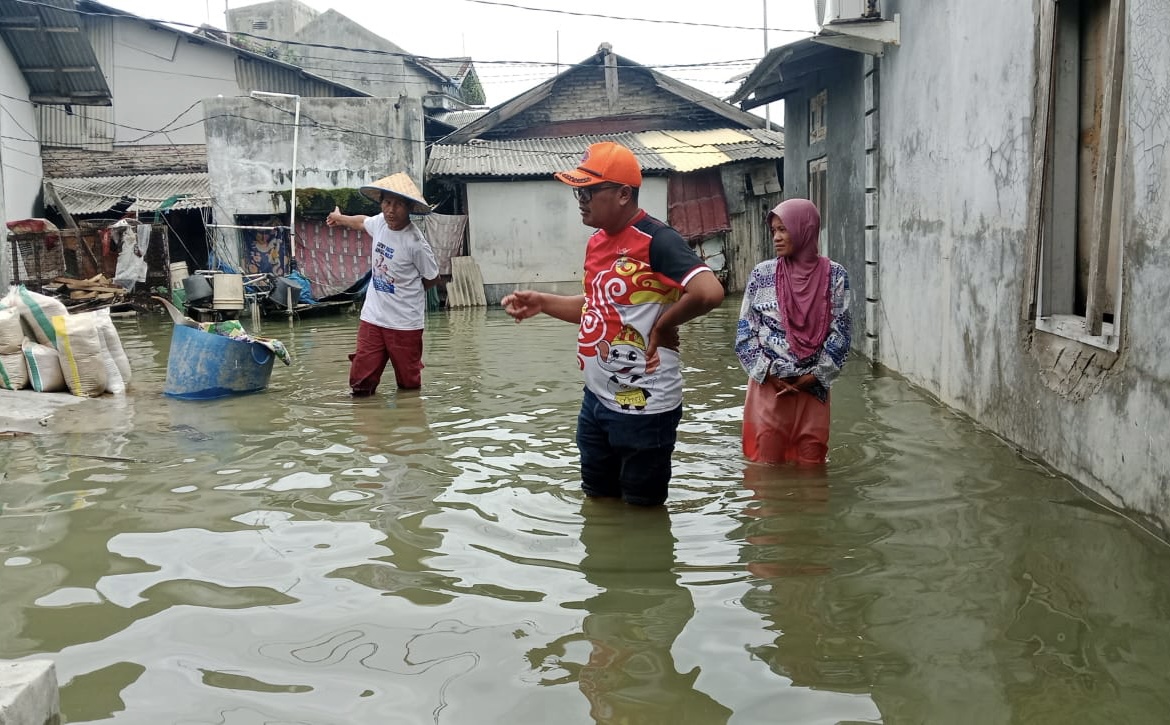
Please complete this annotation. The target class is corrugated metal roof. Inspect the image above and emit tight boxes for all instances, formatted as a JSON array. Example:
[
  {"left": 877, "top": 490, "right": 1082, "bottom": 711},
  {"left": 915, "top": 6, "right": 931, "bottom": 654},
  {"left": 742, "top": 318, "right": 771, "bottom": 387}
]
[
  {"left": 707, "top": 128, "right": 786, "bottom": 163},
  {"left": 0, "top": 0, "right": 112, "bottom": 105},
  {"left": 638, "top": 130, "right": 737, "bottom": 174},
  {"left": 45, "top": 173, "right": 212, "bottom": 214},
  {"left": 431, "top": 108, "right": 491, "bottom": 131},
  {"left": 728, "top": 38, "right": 841, "bottom": 108},
  {"left": 428, "top": 129, "right": 782, "bottom": 179}
]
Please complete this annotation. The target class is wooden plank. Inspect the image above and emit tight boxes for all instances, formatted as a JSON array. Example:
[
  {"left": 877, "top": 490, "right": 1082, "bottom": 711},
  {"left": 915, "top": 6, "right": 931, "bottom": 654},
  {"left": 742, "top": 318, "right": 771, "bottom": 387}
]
[
  {"left": 448, "top": 256, "right": 486, "bottom": 308},
  {"left": 1021, "top": 0, "right": 1058, "bottom": 322},
  {"left": 42, "top": 181, "right": 78, "bottom": 231},
  {"left": 1084, "top": 0, "right": 1125, "bottom": 335}
]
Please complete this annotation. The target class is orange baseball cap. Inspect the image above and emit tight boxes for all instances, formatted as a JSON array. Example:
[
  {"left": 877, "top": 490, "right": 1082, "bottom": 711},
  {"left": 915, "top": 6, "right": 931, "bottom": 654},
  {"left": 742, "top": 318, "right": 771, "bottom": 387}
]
[{"left": 554, "top": 141, "right": 642, "bottom": 188}]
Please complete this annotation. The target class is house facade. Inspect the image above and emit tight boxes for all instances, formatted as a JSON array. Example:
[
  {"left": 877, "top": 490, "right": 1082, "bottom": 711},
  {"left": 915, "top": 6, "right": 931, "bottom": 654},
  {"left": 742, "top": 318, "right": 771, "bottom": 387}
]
[
  {"left": 226, "top": 0, "right": 484, "bottom": 108},
  {"left": 202, "top": 93, "right": 425, "bottom": 286},
  {"left": 426, "top": 45, "right": 786, "bottom": 304},
  {"left": 0, "top": 0, "right": 111, "bottom": 289},
  {"left": 732, "top": 0, "right": 1170, "bottom": 532},
  {"left": 16, "top": 0, "right": 372, "bottom": 281}
]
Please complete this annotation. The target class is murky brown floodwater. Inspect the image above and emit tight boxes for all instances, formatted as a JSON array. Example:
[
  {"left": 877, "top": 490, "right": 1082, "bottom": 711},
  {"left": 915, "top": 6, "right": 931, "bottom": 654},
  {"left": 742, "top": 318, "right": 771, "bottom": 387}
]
[{"left": 2, "top": 297, "right": 1170, "bottom": 724}]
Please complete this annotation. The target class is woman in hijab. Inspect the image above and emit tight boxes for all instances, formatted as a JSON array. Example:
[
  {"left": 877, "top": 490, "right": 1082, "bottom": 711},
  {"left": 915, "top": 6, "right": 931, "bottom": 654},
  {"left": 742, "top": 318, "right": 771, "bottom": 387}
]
[{"left": 735, "top": 199, "right": 851, "bottom": 464}]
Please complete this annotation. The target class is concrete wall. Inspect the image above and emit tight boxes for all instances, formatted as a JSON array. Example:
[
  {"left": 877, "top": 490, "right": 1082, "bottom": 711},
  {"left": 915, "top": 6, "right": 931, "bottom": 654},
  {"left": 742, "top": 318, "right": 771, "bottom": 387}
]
[
  {"left": 874, "top": 0, "right": 1170, "bottom": 529},
  {"left": 0, "top": 39, "right": 41, "bottom": 289},
  {"left": 227, "top": 0, "right": 319, "bottom": 43},
  {"left": 287, "top": 15, "right": 431, "bottom": 101},
  {"left": 203, "top": 96, "right": 424, "bottom": 268},
  {"left": 228, "top": 2, "right": 437, "bottom": 101},
  {"left": 469, "top": 178, "right": 669, "bottom": 304},
  {"left": 107, "top": 21, "right": 241, "bottom": 146}
]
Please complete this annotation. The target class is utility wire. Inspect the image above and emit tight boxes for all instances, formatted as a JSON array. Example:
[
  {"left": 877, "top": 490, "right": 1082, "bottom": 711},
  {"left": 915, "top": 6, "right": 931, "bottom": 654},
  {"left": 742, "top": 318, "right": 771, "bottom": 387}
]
[{"left": 463, "top": 0, "right": 813, "bottom": 33}]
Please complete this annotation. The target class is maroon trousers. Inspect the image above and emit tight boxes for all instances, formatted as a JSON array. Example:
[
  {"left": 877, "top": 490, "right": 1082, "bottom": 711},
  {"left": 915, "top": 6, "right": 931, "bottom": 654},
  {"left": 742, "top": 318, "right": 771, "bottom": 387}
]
[{"left": 348, "top": 321, "right": 424, "bottom": 394}]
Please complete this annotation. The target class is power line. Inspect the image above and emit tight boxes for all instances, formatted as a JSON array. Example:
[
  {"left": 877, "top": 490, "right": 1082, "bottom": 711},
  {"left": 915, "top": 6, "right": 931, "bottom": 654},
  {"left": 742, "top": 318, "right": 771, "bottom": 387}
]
[{"left": 463, "top": 0, "right": 812, "bottom": 33}]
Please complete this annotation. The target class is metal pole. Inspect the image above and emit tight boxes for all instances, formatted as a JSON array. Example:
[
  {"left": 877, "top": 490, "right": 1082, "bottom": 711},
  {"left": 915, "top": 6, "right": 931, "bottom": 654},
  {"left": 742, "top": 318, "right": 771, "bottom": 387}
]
[
  {"left": 290, "top": 96, "right": 299, "bottom": 268},
  {"left": 248, "top": 90, "right": 301, "bottom": 270},
  {"left": 763, "top": 0, "right": 771, "bottom": 128}
]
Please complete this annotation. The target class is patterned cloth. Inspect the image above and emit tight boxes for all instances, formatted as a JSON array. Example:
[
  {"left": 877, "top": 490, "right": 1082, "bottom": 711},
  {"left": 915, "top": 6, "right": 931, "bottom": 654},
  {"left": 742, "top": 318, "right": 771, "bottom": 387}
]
[
  {"left": 293, "top": 220, "right": 371, "bottom": 299},
  {"left": 735, "top": 258, "right": 851, "bottom": 402}
]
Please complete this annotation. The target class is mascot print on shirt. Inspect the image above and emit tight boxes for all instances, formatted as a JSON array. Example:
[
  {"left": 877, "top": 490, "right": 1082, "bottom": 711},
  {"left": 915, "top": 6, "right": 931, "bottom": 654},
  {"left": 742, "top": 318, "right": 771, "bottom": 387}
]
[
  {"left": 596, "top": 323, "right": 654, "bottom": 410},
  {"left": 578, "top": 256, "right": 682, "bottom": 411}
]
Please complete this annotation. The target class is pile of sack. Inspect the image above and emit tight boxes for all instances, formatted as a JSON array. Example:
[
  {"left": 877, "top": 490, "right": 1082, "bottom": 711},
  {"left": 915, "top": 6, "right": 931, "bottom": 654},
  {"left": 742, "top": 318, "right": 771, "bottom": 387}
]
[{"left": 0, "top": 285, "right": 132, "bottom": 396}]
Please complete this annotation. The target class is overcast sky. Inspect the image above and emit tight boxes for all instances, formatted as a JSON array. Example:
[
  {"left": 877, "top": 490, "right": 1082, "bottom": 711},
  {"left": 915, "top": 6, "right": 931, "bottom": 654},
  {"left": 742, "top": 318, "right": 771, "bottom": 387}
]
[{"left": 100, "top": 0, "right": 820, "bottom": 110}]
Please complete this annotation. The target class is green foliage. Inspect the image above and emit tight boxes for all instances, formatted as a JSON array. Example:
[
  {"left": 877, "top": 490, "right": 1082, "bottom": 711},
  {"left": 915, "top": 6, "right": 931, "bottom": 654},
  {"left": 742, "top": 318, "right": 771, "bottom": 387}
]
[
  {"left": 274, "top": 188, "right": 379, "bottom": 218},
  {"left": 461, "top": 71, "right": 486, "bottom": 106}
]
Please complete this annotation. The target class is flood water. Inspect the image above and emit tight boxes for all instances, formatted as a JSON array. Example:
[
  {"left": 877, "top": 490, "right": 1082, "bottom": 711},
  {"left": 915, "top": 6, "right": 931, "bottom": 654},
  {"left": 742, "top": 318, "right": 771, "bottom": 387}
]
[{"left": 2, "top": 297, "right": 1170, "bottom": 724}]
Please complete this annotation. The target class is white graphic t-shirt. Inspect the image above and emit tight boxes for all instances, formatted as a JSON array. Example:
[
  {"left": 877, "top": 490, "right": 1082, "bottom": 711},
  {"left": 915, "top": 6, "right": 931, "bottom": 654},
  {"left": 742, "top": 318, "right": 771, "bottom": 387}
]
[{"left": 360, "top": 216, "right": 439, "bottom": 331}]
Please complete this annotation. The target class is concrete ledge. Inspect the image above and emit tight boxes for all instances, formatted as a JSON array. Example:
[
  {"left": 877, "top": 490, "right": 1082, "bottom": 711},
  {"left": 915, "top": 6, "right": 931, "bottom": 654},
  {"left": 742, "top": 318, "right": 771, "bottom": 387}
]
[
  {"left": 0, "top": 389, "right": 85, "bottom": 436},
  {"left": 0, "top": 660, "right": 59, "bottom": 725}
]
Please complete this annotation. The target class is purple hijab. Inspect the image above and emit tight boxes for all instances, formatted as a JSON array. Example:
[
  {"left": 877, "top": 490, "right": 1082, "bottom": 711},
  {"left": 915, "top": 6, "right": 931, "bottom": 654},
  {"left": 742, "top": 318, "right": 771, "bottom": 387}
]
[{"left": 769, "top": 199, "right": 831, "bottom": 361}]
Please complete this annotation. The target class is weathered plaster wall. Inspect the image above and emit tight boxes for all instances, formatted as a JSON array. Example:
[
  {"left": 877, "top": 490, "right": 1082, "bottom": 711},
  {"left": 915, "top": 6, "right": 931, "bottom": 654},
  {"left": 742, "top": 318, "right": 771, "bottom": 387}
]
[
  {"left": 203, "top": 96, "right": 424, "bottom": 268},
  {"left": 288, "top": 18, "right": 430, "bottom": 101},
  {"left": 109, "top": 21, "right": 240, "bottom": 146},
  {"left": 468, "top": 178, "right": 669, "bottom": 304},
  {"left": 876, "top": 0, "right": 1170, "bottom": 528}
]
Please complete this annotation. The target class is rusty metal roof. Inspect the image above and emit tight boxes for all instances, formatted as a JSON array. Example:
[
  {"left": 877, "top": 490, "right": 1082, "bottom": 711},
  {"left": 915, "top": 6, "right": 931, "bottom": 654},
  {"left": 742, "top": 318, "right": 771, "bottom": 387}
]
[
  {"left": 45, "top": 173, "right": 211, "bottom": 214},
  {"left": 427, "top": 129, "right": 783, "bottom": 179},
  {"left": 0, "top": 0, "right": 112, "bottom": 106}
]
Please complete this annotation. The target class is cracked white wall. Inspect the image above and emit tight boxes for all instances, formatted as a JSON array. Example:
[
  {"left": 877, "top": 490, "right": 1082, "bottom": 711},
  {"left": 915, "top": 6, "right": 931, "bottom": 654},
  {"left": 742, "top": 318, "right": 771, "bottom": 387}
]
[{"left": 874, "top": 0, "right": 1170, "bottom": 529}]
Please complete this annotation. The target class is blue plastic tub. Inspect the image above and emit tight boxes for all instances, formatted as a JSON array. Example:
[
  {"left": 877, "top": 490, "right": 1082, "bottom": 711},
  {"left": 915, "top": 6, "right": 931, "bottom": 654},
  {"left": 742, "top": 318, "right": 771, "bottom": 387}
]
[{"left": 164, "top": 324, "right": 275, "bottom": 400}]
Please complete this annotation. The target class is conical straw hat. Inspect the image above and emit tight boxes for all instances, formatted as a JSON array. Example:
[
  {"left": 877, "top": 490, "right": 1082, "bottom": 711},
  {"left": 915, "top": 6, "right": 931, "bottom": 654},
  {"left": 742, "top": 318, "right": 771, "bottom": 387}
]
[{"left": 359, "top": 172, "right": 431, "bottom": 214}]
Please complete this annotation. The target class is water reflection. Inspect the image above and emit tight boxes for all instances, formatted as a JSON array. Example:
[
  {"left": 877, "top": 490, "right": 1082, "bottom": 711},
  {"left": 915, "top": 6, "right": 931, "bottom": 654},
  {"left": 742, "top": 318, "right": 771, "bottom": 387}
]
[
  {"left": 734, "top": 462, "right": 898, "bottom": 712},
  {"left": 528, "top": 501, "right": 732, "bottom": 724},
  {"left": 2, "top": 304, "right": 1170, "bottom": 724}
]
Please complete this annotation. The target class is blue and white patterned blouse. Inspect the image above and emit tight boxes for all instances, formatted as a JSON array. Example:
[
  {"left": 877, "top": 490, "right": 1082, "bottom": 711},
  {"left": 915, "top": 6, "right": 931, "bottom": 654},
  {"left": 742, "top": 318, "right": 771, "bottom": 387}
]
[{"left": 734, "top": 259, "right": 851, "bottom": 401}]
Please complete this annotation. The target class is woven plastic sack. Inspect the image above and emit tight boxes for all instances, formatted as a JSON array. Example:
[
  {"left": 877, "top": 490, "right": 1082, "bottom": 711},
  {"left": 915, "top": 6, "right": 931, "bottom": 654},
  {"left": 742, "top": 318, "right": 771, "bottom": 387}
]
[
  {"left": 21, "top": 339, "right": 66, "bottom": 392},
  {"left": 0, "top": 306, "right": 24, "bottom": 354},
  {"left": 0, "top": 350, "right": 28, "bottom": 390},
  {"left": 16, "top": 285, "right": 68, "bottom": 345},
  {"left": 94, "top": 308, "right": 131, "bottom": 385},
  {"left": 52, "top": 312, "right": 108, "bottom": 397}
]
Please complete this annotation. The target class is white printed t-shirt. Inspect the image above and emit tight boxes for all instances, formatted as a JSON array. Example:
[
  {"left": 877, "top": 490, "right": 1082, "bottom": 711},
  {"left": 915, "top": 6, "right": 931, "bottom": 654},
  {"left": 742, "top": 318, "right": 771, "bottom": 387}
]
[{"left": 360, "top": 216, "right": 439, "bottom": 331}]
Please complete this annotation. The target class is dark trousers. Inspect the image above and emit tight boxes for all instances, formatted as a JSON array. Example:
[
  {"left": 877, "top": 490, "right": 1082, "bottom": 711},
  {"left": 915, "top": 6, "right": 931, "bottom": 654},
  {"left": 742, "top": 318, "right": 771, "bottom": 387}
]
[
  {"left": 348, "top": 321, "right": 424, "bottom": 394},
  {"left": 576, "top": 388, "right": 683, "bottom": 506}
]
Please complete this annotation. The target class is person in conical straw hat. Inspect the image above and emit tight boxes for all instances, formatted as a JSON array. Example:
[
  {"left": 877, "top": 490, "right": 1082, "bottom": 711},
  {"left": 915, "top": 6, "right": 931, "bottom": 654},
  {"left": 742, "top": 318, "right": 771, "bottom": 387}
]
[{"left": 327, "top": 172, "right": 440, "bottom": 394}]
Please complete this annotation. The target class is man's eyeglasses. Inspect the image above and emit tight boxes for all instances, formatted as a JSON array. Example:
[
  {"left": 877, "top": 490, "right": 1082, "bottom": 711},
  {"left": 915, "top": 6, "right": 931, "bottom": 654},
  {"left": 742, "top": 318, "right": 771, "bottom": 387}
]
[{"left": 573, "top": 183, "right": 623, "bottom": 202}]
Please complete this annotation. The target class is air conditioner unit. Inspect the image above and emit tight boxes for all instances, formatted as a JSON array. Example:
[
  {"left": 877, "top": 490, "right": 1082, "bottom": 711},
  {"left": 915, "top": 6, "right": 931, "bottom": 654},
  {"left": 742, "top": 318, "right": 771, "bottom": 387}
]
[
  {"left": 813, "top": 0, "right": 828, "bottom": 27},
  {"left": 823, "top": 0, "right": 881, "bottom": 23}
]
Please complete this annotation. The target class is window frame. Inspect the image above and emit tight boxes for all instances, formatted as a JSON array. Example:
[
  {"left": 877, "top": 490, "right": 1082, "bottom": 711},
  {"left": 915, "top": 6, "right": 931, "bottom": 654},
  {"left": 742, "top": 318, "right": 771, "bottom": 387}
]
[
  {"left": 809, "top": 90, "right": 827, "bottom": 145},
  {"left": 808, "top": 156, "right": 829, "bottom": 255},
  {"left": 1024, "top": 0, "right": 1125, "bottom": 352}
]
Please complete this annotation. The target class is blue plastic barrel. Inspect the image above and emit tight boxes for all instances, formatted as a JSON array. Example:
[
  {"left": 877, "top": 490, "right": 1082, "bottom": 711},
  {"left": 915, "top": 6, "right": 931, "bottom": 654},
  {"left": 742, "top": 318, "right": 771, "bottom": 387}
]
[{"left": 164, "top": 324, "right": 275, "bottom": 400}]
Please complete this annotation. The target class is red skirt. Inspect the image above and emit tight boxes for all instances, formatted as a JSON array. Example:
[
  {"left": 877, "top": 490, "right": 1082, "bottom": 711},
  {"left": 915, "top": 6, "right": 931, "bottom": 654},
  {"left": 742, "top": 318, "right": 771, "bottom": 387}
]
[{"left": 742, "top": 378, "right": 831, "bottom": 464}]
